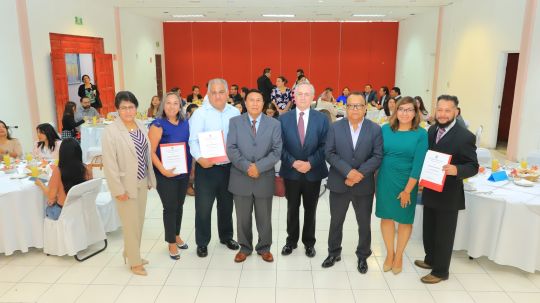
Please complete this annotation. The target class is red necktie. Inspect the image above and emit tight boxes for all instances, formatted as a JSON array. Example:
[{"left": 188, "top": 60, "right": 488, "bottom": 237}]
[{"left": 298, "top": 112, "right": 305, "bottom": 146}]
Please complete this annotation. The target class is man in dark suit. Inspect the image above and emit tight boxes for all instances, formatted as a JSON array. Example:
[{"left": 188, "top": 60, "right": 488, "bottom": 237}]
[
  {"left": 257, "top": 67, "right": 274, "bottom": 106},
  {"left": 414, "top": 95, "right": 478, "bottom": 284},
  {"left": 227, "top": 89, "right": 282, "bottom": 263},
  {"left": 322, "top": 92, "right": 383, "bottom": 273},
  {"left": 279, "top": 83, "right": 330, "bottom": 258},
  {"left": 364, "top": 84, "right": 377, "bottom": 106},
  {"left": 390, "top": 86, "right": 402, "bottom": 101}
]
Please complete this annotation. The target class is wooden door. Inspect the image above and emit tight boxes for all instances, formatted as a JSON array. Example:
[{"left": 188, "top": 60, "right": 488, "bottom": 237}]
[
  {"left": 50, "top": 52, "right": 68, "bottom": 130},
  {"left": 94, "top": 53, "right": 115, "bottom": 114},
  {"left": 155, "top": 54, "right": 163, "bottom": 98},
  {"left": 497, "top": 53, "right": 519, "bottom": 143}
]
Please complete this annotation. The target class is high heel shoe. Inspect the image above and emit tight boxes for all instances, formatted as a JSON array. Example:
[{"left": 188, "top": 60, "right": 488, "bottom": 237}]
[
  {"left": 176, "top": 242, "right": 189, "bottom": 250},
  {"left": 130, "top": 265, "right": 147, "bottom": 276},
  {"left": 391, "top": 267, "right": 402, "bottom": 275},
  {"left": 383, "top": 264, "right": 392, "bottom": 272},
  {"left": 169, "top": 252, "right": 180, "bottom": 260}
]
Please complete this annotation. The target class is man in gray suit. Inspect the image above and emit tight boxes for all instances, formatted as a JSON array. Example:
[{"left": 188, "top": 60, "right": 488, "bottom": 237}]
[
  {"left": 322, "top": 92, "right": 383, "bottom": 273},
  {"left": 227, "top": 89, "right": 282, "bottom": 263}
]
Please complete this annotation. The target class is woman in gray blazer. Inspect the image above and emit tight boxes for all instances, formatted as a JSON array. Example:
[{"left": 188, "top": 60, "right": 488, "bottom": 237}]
[{"left": 102, "top": 91, "right": 156, "bottom": 276}]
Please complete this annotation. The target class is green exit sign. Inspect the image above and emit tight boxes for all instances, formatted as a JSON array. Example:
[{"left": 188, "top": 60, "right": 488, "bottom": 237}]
[{"left": 75, "top": 16, "right": 83, "bottom": 25}]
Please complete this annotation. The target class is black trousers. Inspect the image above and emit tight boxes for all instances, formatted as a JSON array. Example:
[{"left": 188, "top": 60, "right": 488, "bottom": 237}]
[
  {"left": 328, "top": 191, "right": 373, "bottom": 259},
  {"left": 284, "top": 177, "right": 321, "bottom": 248},
  {"left": 155, "top": 174, "right": 189, "bottom": 243},
  {"left": 194, "top": 163, "right": 234, "bottom": 247},
  {"left": 422, "top": 206, "right": 459, "bottom": 279}
]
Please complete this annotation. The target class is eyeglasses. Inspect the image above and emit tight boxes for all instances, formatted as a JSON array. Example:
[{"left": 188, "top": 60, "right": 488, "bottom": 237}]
[
  {"left": 209, "top": 91, "right": 227, "bottom": 96},
  {"left": 346, "top": 104, "right": 366, "bottom": 110},
  {"left": 295, "top": 93, "right": 313, "bottom": 97},
  {"left": 397, "top": 108, "right": 415, "bottom": 114},
  {"left": 118, "top": 105, "right": 137, "bottom": 111}
]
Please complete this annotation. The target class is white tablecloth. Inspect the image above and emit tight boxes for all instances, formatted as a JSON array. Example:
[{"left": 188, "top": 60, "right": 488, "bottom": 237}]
[
  {"left": 413, "top": 170, "right": 540, "bottom": 272},
  {"left": 0, "top": 173, "right": 46, "bottom": 255}
]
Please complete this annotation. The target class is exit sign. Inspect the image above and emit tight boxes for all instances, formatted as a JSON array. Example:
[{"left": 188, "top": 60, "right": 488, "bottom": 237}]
[{"left": 75, "top": 16, "right": 83, "bottom": 25}]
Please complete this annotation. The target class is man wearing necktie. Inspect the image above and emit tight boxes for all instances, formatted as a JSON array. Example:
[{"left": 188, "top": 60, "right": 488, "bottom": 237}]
[
  {"left": 279, "top": 83, "right": 330, "bottom": 258},
  {"left": 414, "top": 95, "right": 478, "bottom": 284},
  {"left": 226, "top": 89, "right": 282, "bottom": 263},
  {"left": 322, "top": 92, "right": 383, "bottom": 273}
]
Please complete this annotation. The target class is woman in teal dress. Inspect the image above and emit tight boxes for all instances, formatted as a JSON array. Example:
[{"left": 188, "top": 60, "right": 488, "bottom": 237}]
[{"left": 376, "top": 96, "right": 428, "bottom": 274}]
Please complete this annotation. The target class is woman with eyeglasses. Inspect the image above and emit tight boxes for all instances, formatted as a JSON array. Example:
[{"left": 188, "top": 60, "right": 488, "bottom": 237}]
[
  {"left": 375, "top": 96, "right": 428, "bottom": 275},
  {"left": 102, "top": 91, "right": 156, "bottom": 276}
]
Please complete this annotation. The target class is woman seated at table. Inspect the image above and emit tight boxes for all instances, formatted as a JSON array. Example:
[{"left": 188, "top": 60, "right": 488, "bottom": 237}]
[
  {"left": 35, "top": 138, "right": 93, "bottom": 220},
  {"left": 414, "top": 96, "right": 432, "bottom": 123},
  {"left": 186, "top": 85, "right": 203, "bottom": 104},
  {"left": 265, "top": 102, "right": 280, "bottom": 119},
  {"left": 378, "top": 97, "right": 397, "bottom": 123},
  {"left": 33, "top": 123, "right": 62, "bottom": 160},
  {"left": 62, "top": 101, "right": 84, "bottom": 140},
  {"left": 147, "top": 95, "right": 161, "bottom": 118},
  {"left": 0, "top": 120, "right": 22, "bottom": 158}
]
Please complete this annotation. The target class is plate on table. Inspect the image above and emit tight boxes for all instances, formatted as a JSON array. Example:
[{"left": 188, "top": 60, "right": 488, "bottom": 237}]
[
  {"left": 10, "top": 173, "right": 28, "bottom": 179},
  {"left": 514, "top": 179, "right": 535, "bottom": 187}
]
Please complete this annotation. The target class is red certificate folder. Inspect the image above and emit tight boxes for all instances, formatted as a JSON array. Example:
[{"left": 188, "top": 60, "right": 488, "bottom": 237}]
[
  {"left": 159, "top": 142, "right": 188, "bottom": 174},
  {"left": 419, "top": 150, "right": 453, "bottom": 192}
]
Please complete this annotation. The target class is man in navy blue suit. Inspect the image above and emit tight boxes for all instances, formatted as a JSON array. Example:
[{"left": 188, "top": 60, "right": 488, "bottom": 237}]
[{"left": 279, "top": 83, "right": 330, "bottom": 258}]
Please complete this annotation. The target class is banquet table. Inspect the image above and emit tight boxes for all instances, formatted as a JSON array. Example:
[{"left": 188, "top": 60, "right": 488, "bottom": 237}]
[
  {"left": 412, "top": 169, "right": 540, "bottom": 273},
  {"left": 0, "top": 172, "right": 46, "bottom": 255}
]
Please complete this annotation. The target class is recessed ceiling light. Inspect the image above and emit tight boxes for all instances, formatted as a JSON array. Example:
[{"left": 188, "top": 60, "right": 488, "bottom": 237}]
[
  {"left": 172, "top": 14, "right": 205, "bottom": 18},
  {"left": 262, "top": 14, "right": 295, "bottom": 18},
  {"left": 351, "top": 14, "right": 386, "bottom": 17}
]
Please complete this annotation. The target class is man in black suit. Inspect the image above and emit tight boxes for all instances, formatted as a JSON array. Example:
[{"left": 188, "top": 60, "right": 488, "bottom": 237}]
[
  {"left": 322, "top": 92, "right": 383, "bottom": 273},
  {"left": 279, "top": 83, "right": 329, "bottom": 258},
  {"left": 364, "top": 84, "right": 377, "bottom": 106},
  {"left": 415, "top": 95, "right": 478, "bottom": 284},
  {"left": 390, "top": 86, "right": 402, "bottom": 101},
  {"left": 257, "top": 68, "right": 274, "bottom": 106}
]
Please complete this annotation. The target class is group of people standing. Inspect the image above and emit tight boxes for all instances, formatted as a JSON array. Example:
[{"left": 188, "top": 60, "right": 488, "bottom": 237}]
[{"left": 98, "top": 77, "right": 478, "bottom": 286}]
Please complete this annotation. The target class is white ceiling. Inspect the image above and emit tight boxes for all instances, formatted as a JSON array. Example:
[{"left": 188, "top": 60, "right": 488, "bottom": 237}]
[{"left": 114, "top": 0, "right": 453, "bottom": 22}]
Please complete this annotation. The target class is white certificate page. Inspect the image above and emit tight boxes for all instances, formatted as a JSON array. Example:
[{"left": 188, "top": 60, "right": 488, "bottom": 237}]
[
  {"left": 419, "top": 150, "right": 452, "bottom": 186},
  {"left": 198, "top": 130, "right": 226, "bottom": 158},
  {"left": 160, "top": 143, "right": 188, "bottom": 174}
]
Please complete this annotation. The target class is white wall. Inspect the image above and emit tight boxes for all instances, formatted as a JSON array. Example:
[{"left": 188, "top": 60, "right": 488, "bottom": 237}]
[
  {"left": 25, "top": 0, "right": 120, "bottom": 126},
  {"left": 436, "top": 0, "right": 526, "bottom": 148},
  {"left": 119, "top": 10, "right": 164, "bottom": 112},
  {"left": 395, "top": 8, "right": 439, "bottom": 112},
  {"left": 0, "top": 0, "right": 33, "bottom": 152}
]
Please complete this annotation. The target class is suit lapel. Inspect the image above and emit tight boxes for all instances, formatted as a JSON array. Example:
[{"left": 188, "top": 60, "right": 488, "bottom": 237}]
[
  {"left": 302, "top": 109, "right": 315, "bottom": 149},
  {"left": 435, "top": 124, "right": 458, "bottom": 146},
  {"left": 290, "top": 109, "right": 302, "bottom": 147},
  {"left": 256, "top": 114, "right": 269, "bottom": 139},
  {"left": 243, "top": 114, "right": 255, "bottom": 139},
  {"left": 343, "top": 119, "right": 355, "bottom": 152},
  {"left": 114, "top": 119, "right": 137, "bottom": 158}
]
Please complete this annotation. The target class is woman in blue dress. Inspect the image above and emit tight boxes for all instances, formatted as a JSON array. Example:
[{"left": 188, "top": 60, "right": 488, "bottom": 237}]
[
  {"left": 376, "top": 96, "right": 428, "bottom": 274},
  {"left": 148, "top": 92, "right": 192, "bottom": 260}
]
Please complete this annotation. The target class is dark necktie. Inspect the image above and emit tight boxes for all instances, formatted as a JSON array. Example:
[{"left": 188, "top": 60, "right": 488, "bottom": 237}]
[
  {"left": 251, "top": 119, "right": 257, "bottom": 136},
  {"left": 298, "top": 112, "right": 305, "bottom": 146},
  {"left": 436, "top": 127, "right": 446, "bottom": 144}
]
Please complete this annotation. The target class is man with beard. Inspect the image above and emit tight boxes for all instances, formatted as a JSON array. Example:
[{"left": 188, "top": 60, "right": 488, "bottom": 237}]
[
  {"left": 75, "top": 96, "right": 100, "bottom": 122},
  {"left": 414, "top": 95, "right": 478, "bottom": 284}
]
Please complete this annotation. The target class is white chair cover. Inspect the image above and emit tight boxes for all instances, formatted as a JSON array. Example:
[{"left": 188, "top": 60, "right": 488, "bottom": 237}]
[
  {"left": 527, "top": 150, "right": 540, "bottom": 166},
  {"left": 475, "top": 125, "right": 483, "bottom": 146},
  {"left": 96, "top": 180, "right": 121, "bottom": 233},
  {"left": 43, "top": 179, "right": 105, "bottom": 256},
  {"left": 476, "top": 147, "right": 492, "bottom": 167}
]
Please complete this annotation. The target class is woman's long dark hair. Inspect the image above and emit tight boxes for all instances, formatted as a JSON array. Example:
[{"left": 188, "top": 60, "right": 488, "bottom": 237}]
[
  {"left": 0, "top": 120, "right": 13, "bottom": 140},
  {"left": 36, "top": 123, "right": 61, "bottom": 151},
  {"left": 63, "top": 101, "right": 77, "bottom": 118},
  {"left": 414, "top": 96, "right": 429, "bottom": 115},
  {"left": 58, "top": 138, "right": 86, "bottom": 194},
  {"left": 383, "top": 98, "right": 396, "bottom": 117}
]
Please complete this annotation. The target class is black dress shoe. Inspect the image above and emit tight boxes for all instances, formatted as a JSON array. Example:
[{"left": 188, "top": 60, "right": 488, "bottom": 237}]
[
  {"left": 197, "top": 246, "right": 208, "bottom": 257},
  {"left": 321, "top": 255, "right": 341, "bottom": 268},
  {"left": 305, "top": 246, "right": 316, "bottom": 258},
  {"left": 281, "top": 244, "right": 297, "bottom": 256},
  {"left": 357, "top": 258, "right": 368, "bottom": 274},
  {"left": 220, "top": 239, "right": 240, "bottom": 250}
]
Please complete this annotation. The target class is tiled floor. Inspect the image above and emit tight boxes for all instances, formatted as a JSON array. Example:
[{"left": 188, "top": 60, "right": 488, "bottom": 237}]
[{"left": 1, "top": 189, "right": 539, "bottom": 303}]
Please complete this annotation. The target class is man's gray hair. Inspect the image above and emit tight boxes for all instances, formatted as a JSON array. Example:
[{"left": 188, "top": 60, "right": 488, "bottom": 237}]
[
  {"left": 208, "top": 78, "right": 229, "bottom": 93},
  {"left": 294, "top": 82, "right": 315, "bottom": 96}
]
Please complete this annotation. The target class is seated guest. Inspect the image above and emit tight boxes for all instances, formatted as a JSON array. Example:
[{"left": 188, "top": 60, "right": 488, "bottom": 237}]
[
  {"left": 315, "top": 89, "right": 338, "bottom": 122},
  {"left": 336, "top": 87, "right": 350, "bottom": 105},
  {"left": 75, "top": 96, "right": 100, "bottom": 122},
  {"left": 265, "top": 103, "right": 279, "bottom": 119},
  {"left": 62, "top": 101, "right": 84, "bottom": 139},
  {"left": 240, "top": 87, "right": 249, "bottom": 101},
  {"left": 414, "top": 96, "right": 431, "bottom": 123},
  {"left": 147, "top": 95, "right": 161, "bottom": 118},
  {"left": 233, "top": 100, "right": 246, "bottom": 114},
  {"left": 378, "top": 86, "right": 390, "bottom": 110},
  {"left": 271, "top": 76, "right": 293, "bottom": 114},
  {"left": 364, "top": 84, "right": 378, "bottom": 107},
  {"left": 35, "top": 138, "right": 93, "bottom": 220},
  {"left": 390, "top": 87, "right": 402, "bottom": 101},
  {"left": 186, "top": 103, "right": 199, "bottom": 119},
  {"left": 34, "top": 123, "right": 62, "bottom": 160},
  {"left": 170, "top": 87, "right": 187, "bottom": 106},
  {"left": 229, "top": 84, "right": 243, "bottom": 104},
  {"left": 187, "top": 85, "right": 204, "bottom": 104},
  {"left": 456, "top": 107, "right": 469, "bottom": 128},
  {"left": 317, "top": 87, "right": 336, "bottom": 105},
  {"left": 378, "top": 98, "right": 397, "bottom": 123},
  {"left": 0, "top": 120, "right": 23, "bottom": 158}
]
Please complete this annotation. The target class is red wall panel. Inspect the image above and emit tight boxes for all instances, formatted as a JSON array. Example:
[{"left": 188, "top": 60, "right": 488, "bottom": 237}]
[
  {"left": 163, "top": 23, "right": 193, "bottom": 96},
  {"left": 163, "top": 22, "right": 398, "bottom": 98}
]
